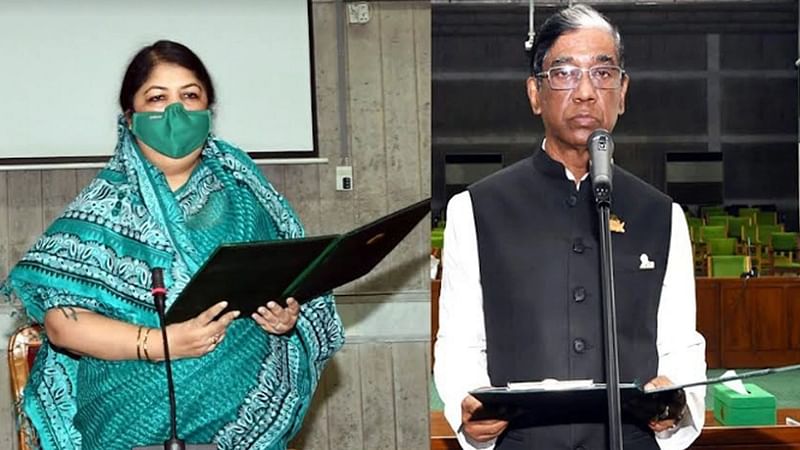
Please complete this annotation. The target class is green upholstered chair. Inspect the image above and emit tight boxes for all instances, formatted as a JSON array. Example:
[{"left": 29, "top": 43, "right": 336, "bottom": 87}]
[
  {"left": 758, "top": 224, "right": 785, "bottom": 275},
  {"left": 771, "top": 232, "right": 800, "bottom": 275},
  {"left": 686, "top": 217, "right": 704, "bottom": 242},
  {"left": 699, "top": 225, "right": 727, "bottom": 242},
  {"left": 707, "top": 215, "right": 732, "bottom": 229},
  {"left": 706, "top": 238, "right": 737, "bottom": 256},
  {"left": 726, "top": 216, "right": 750, "bottom": 241},
  {"left": 738, "top": 207, "right": 760, "bottom": 222},
  {"left": 739, "top": 223, "right": 762, "bottom": 274},
  {"left": 708, "top": 255, "right": 751, "bottom": 278},
  {"left": 756, "top": 211, "right": 778, "bottom": 226}
]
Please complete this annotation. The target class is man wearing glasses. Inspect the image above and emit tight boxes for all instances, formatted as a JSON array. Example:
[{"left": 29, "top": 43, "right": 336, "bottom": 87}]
[{"left": 434, "top": 4, "right": 706, "bottom": 450}]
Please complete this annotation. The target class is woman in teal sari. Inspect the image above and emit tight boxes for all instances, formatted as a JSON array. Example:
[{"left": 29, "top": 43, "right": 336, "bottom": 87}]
[{"left": 1, "top": 40, "right": 344, "bottom": 450}]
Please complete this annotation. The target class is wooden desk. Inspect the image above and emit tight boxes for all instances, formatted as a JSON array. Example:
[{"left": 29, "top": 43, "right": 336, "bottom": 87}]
[
  {"left": 431, "top": 410, "right": 800, "bottom": 450},
  {"left": 696, "top": 277, "right": 800, "bottom": 368}
]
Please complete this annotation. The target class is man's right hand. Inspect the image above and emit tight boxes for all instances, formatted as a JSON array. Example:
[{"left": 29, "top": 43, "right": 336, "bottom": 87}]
[{"left": 461, "top": 394, "right": 509, "bottom": 442}]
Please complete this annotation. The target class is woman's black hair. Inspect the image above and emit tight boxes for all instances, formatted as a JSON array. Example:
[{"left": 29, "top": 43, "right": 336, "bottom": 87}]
[{"left": 118, "top": 40, "right": 216, "bottom": 112}]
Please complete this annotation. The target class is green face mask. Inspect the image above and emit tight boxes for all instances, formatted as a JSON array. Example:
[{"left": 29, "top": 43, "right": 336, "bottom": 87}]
[{"left": 131, "top": 102, "right": 211, "bottom": 159}]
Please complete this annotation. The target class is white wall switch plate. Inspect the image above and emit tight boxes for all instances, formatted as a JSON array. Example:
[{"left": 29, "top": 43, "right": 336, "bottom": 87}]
[
  {"left": 336, "top": 166, "right": 353, "bottom": 191},
  {"left": 347, "top": 3, "right": 370, "bottom": 24}
]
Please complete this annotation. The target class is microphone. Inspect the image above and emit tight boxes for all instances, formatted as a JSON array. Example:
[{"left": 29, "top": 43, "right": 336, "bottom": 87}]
[
  {"left": 588, "top": 129, "right": 614, "bottom": 204},
  {"left": 151, "top": 268, "right": 185, "bottom": 450},
  {"left": 133, "top": 270, "right": 214, "bottom": 450}
]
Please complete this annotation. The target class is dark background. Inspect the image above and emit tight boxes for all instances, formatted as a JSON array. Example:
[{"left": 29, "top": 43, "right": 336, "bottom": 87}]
[{"left": 432, "top": 1, "right": 799, "bottom": 229}]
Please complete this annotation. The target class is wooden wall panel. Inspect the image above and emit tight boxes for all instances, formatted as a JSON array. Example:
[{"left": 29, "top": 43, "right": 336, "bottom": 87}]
[
  {"left": 323, "top": 345, "right": 364, "bottom": 449},
  {"left": 414, "top": 2, "right": 431, "bottom": 201},
  {"left": 348, "top": 5, "right": 388, "bottom": 227},
  {"left": 313, "top": 1, "right": 356, "bottom": 239},
  {"left": 720, "top": 284, "right": 750, "bottom": 352},
  {"left": 260, "top": 165, "right": 286, "bottom": 195},
  {"left": 696, "top": 283, "right": 720, "bottom": 368},
  {"left": 7, "top": 172, "right": 43, "bottom": 265},
  {"left": 360, "top": 343, "right": 397, "bottom": 450},
  {"left": 0, "top": 172, "right": 8, "bottom": 280},
  {"left": 289, "top": 372, "right": 330, "bottom": 450},
  {"left": 291, "top": 340, "right": 430, "bottom": 450},
  {"left": 788, "top": 286, "right": 800, "bottom": 350},
  {"left": 750, "top": 288, "right": 786, "bottom": 351},
  {"left": 392, "top": 342, "right": 429, "bottom": 450},
  {"left": 75, "top": 168, "right": 99, "bottom": 190},
  {"left": 283, "top": 165, "right": 323, "bottom": 236},
  {"left": 700, "top": 278, "right": 800, "bottom": 368},
  {"left": 41, "top": 170, "right": 78, "bottom": 226}
]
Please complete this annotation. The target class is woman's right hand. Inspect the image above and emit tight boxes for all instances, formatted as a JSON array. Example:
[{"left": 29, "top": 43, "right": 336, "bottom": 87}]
[{"left": 165, "top": 301, "right": 239, "bottom": 359}]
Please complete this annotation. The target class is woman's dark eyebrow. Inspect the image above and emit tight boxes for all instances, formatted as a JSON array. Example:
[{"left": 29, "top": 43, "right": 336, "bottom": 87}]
[{"left": 143, "top": 86, "right": 166, "bottom": 95}]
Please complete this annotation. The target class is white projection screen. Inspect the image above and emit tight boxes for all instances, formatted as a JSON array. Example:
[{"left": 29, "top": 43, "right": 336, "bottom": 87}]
[{"left": 0, "top": 0, "right": 317, "bottom": 164}]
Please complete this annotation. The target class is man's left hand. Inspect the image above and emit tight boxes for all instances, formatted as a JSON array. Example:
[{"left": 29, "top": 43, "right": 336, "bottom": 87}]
[
  {"left": 252, "top": 298, "right": 300, "bottom": 335},
  {"left": 644, "top": 376, "right": 686, "bottom": 433}
]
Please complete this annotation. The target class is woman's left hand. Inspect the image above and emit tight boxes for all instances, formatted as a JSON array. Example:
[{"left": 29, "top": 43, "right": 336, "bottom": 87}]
[{"left": 252, "top": 298, "right": 300, "bottom": 335}]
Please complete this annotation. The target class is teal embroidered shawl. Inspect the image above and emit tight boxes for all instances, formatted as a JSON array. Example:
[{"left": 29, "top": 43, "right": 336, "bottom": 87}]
[{"left": 1, "top": 120, "right": 344, "bottom": 450}]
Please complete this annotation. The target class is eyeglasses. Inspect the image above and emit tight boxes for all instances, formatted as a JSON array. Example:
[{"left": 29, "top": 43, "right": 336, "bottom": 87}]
[{"left": 536, "top": 65, "right": 626, "bottom": 90}]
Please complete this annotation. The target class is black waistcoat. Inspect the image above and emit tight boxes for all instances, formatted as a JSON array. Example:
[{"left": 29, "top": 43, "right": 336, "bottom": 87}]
[{"left": 468, "top": 149, "right": 673, "bottom": 450}]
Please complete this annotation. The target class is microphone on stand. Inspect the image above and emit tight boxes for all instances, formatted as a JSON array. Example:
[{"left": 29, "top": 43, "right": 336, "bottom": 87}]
[
  {"left": 152, "top": 268, "right": 184, "bottom": 450},
  {"left": 588, "top": 128, "right": 624, "bottom": 449},
  {"left": 133, "top": 268, "right": 215, "bottom": 450},
  {"left": 588, "top": 129, "right": 614, "bottom": 205}
]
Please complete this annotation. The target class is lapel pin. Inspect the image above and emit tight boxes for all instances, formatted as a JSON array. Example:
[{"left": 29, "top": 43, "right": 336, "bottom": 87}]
[
  {"left": 610, "top": 215, "right": 626, "bottom": 233},
  {"left": 639, "top": 253, "right": 655, "bottom": 270}
]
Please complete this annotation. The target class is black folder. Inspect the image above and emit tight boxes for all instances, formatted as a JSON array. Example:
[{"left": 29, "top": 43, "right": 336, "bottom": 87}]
[
  {"left": 469, "top": 364, "right": 800, "bottom": 422},
  {"left": 165, "top": 198, "right": 431, "bottom": 324}
]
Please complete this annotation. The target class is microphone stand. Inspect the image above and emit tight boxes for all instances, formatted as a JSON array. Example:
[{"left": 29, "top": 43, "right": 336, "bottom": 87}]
[
  {"left": 593, "top": 182, "right": 624, "bottom": 450},
  {"left": 133, "top": 268, "right": 216, "bottom": 450}
]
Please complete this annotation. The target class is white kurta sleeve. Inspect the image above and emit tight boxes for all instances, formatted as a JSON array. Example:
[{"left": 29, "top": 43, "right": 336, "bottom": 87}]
[
  {"left": 433, "top": 191, "right": 496, "bottom": 450},
  {"left": 655, "top": 203, "right": 707, "bottom": 449}
]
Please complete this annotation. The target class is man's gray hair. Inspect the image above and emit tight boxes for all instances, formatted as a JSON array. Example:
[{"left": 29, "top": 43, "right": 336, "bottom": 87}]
[{"left": 529, "top": 4, "right": 624, "bottom": 75}]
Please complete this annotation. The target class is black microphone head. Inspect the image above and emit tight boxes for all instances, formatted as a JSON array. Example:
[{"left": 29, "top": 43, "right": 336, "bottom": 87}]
[
  {"left": 588, "top": 129, "right": 615, "bottom": 203},
  {"left": 151, "top": 268, "right": 165, "bottom": 289},
  {"left": 588, "top": 128, "right": 612, "bottom": 146}
]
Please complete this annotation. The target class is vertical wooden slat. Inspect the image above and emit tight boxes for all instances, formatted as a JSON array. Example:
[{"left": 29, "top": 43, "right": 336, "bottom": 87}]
[
  {"left": 0, "top": 172, "right": 9, "bottom": 280},
  {"left": 392, "top": 341, "right": 430, "bottom": 450},
  {"left": 41, "top": 169, "right": 78, "bottom": 226},
  {"left": 75, "top": 168, "right": 99, "bottom": 191},
  {"left": 314, "top": 0, "right": 356, "bottom": 237},
  {"left": 354, "top": 3, "right": 421, "bottom": 294},
  {"left": 358, "top": 3, "right": 428, "bottom": 294},
  {"left": 261, "top": 165, "right": 286, "bottom": 195},
  {"left": 290, "top": 371, "right": 330, "bottom": 450},
  {"left": 348, "top": 2, "right": 388, "bottom": 227},
  {"left": 414, "top": 1, "right": 431, "bottom": 201},
  {"left": 381, "top": 4, "right": 421, "bottom": 211},
  {"left": 283, "top": 165, "right": 322, "bottom": 236},
  {"left": 325, "top": 344, "right": 364, "bottom": 449},
  {"left": 359, "top": 343, "right": 397, "bottom": 450},
  {"left": 7, "top": 172, "right": 43, "bottom": 266},
  {"left": 414, "top": 2, "right": 433, "bottom": 294},
  {"left": 0, "top": 169, "right": 12, "bottom": 449}
]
